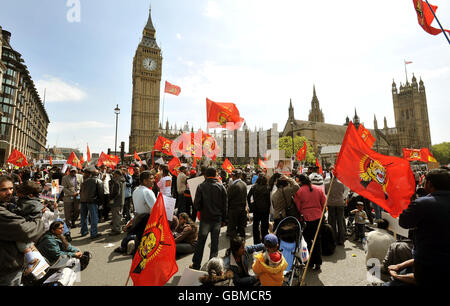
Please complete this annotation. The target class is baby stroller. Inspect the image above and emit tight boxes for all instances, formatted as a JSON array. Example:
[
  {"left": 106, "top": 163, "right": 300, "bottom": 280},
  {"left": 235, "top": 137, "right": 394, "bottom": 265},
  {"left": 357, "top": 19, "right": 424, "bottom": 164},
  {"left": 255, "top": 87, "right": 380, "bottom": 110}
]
[{"left": 275, "top": 216, "right": 305, "bottom": 286}]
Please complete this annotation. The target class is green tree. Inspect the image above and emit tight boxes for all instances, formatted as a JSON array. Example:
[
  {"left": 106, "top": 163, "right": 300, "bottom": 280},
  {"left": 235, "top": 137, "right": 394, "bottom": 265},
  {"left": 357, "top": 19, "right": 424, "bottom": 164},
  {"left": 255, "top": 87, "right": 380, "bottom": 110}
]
[
  {"left": 432, "top": 142, "right": 450, "bottom": 164},
  {"left": 277, "top": 136, "right": 315, "bottom": 164}
]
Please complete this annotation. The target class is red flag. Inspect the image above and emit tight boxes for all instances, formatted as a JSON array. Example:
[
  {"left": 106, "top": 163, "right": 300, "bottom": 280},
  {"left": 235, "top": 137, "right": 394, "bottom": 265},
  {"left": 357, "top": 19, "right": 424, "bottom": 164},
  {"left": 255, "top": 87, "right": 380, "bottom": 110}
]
[
  {"left": 222, "top": 158, "right": 235, "bottom": 174},
  {"left": 168, "top": 157, "right": 182, "bottom": 176},
  {"left": 134, "top": 151, "right": 143, "bottom": 163},
  {"left": 7, "top": 149, "right": 28, "bottom": 167},
  {"left": 206, "top": 98, "right": 245, "bottom": 130},
  {"left": 403, "top": 148, "right": 424, "bottom": 162},
  {"left": 164, "top": 81, "right": 181, "bottom": 96},
  {"left": 80, "top": 154, "right": 85, "bottom": 166},
  {"left": 420, "top": 148, "right": 438, "bottom": 163},
  {"left": 357, "top": 124, "right": 376, "bottom": 148},
  {"left": 67, "top": 152, "right": 82, "bottom": 169},
  {"left": 413, "top": 0, "right": 450, "bottom": 35},
  {"left": 296, "top": 142, "right": 307, "bottom": 162},
  {"left": 97, "top": 152, "right": 120, "bottom": 169},
  {"left": 259, "top": 159, "right": 267, "bottom": 169},
  {"left": 334, "top": 122, "right": 416, "bottom": 218},
  {"left": 202, "top": 134, "right": 219, "bottom": 161},
  {"left": 87, "top": 144, "right": 91, "bottom": 162},
  {"left": 316, "top": 158, "right": 323, "bottom": 175},
  {"left": 153, "top": 136, "right": 173, "bottom": 156},
  {"left": 129, "top": 193, "right": 178, "bottom": 286},
  {"left": 49, "top": 156, "right": 53, "bottom": 166},
  {"left": 128, "top": 167, "right": 135, "bottom": 176}
]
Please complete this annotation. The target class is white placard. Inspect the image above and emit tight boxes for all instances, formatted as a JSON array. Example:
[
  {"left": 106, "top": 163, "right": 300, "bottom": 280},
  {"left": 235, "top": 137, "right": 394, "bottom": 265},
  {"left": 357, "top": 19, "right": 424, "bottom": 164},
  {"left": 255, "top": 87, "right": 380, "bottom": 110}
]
[
  {"left": 382, "top": 211, "right": 409, "bottom": 238},
  {"left": 163, "top": 195, "right": 176, "bottom": 221},
  {"left": 177, "top": 268, "right": 207, "bottom": 286},
  {"left": 187, "top": 176, "right": 205, "bottom": 203}
]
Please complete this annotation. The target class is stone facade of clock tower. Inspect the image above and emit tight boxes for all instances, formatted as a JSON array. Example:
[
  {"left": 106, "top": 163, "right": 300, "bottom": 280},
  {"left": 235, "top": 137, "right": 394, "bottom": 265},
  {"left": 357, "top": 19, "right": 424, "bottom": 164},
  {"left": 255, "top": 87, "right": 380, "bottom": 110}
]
[{"left": 129, "top": 7, "right": 162, "bottom": 153}]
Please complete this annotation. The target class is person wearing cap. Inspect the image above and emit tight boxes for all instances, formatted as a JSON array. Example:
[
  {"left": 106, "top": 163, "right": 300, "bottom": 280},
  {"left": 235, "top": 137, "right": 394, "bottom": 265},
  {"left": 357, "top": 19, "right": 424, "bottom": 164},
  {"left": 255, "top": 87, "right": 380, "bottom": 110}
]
[
  {"left": 252, "top": 234, "right": 288, "bottom": 286},
  {"left": 226, "top": 169, "right": 248, "bottom": 239},
  {"left": 61, "top": 167, "right": 83, "bottom": 228},
  {"left": 350, "top": 201, "right": 368, "bottom": 243}
]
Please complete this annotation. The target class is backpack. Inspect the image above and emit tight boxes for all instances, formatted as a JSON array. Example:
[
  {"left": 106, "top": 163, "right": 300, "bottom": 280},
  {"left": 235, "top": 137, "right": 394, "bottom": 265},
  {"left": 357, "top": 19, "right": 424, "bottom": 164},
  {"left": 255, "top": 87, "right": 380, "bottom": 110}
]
[{"left": 321, "top": 222, "right": 336, "bottom": 256}]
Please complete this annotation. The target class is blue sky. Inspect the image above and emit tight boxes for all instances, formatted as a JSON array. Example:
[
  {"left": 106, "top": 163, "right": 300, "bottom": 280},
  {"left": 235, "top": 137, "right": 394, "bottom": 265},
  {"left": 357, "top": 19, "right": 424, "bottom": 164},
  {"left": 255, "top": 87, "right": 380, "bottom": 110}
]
[{"left": 1, "top": 0, "right": 449, "bottom": 155}]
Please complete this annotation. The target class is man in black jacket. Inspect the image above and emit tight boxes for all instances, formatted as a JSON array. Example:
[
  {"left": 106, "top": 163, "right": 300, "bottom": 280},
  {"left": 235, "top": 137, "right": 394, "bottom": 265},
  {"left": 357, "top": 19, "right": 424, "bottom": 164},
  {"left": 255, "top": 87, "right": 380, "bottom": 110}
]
[
  {"left": 0, "top": 176, "right": 45, "bottom": 286},
  {"left": 399, "top": 168, "right": 450, "bottom": 286},
  {"left": 80, "top": 167, "right": 104, "bottom": 239},
  {"left": 190, "top": 167, "right": 227, "bottom": 270},
  {"left": 226, "top": 169, "right": 248, "bottom": 239}
]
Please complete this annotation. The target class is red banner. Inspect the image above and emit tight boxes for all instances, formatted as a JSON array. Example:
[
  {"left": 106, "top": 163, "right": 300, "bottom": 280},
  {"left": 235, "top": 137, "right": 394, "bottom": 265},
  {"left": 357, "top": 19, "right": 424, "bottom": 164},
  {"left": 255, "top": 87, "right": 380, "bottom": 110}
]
[
  {"left": 222, "top": 158, "right": 235, "bottom": 174},
  {"left": 153, "top": 136, "right": 173, "bottom": 156},
  {"left": 97, "top": 152, "right": 120, "bottom": 169},
  {"left": 206, "top": 98, "right": 245, "bottom": 130},
  {"left": 413, "top": 0, "right": 450, "bottom": 35},
  {"left": 67, "top": 152, "right": 82, "bottom": 169},
  {"left": 164, "top": 81, "right": 181, "bottom": 96},
  {"left": 7, "top": 149, "right": 28, "bottom": 167},
  {"left": 420, "top": 147, "right": 438, "bottom": 163},
  {"left": 129, "top": 194, "right": 178, "bottom": 286},
  {"left": 358, "top": 124, "right": 376, "bottom": 148},
  {"left": 296, "top": 142, "right": 307, "bottom": 162},
  {"left": 316, "top": 158, "right": 323, "bottom": 175},
  {"left": 168, "top": 157, "right": 182, "bottom": 176},
  {"left": 334, "top": 122, "right": 415, "bottom": 218},
  {"left": 403, "top": 148, "right": 424, "bottom": 162}
]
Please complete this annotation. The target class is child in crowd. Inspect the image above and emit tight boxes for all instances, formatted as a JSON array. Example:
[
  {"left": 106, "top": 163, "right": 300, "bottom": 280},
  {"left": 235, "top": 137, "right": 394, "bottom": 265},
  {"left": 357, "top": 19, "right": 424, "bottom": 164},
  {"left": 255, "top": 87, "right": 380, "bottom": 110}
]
[
  {"left": 252, "top": 234, "right": 288, "bottom": 286},
  {"left": 351, "top": 201, "right": 368, "bottom": 243},
  {"left": 11, "top": 181, "right": 46, "bottom": 272}
]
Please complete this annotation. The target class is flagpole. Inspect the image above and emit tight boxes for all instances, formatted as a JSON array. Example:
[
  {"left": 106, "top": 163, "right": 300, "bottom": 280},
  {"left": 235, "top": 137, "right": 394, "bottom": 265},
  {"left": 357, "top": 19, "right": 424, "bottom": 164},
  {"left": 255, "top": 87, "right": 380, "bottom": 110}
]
[
  {"left": 125, "top": 275, "right": 130, "bottom": 286},
  {"left": 162, "top": 91, "right": 166, "bottom": 127},
  {"left": 425, "top": 0, "right": 450, "bottom": 45},
  {"left": 300, "top": 175, "right": 336, "bottom": 286}
]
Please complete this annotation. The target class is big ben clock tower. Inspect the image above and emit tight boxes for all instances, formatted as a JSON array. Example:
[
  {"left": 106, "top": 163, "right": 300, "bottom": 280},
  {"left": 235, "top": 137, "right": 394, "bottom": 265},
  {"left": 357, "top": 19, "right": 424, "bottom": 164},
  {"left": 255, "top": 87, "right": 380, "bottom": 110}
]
[{"left": 129, "top": 6, "right": 162, "bottom": 154}]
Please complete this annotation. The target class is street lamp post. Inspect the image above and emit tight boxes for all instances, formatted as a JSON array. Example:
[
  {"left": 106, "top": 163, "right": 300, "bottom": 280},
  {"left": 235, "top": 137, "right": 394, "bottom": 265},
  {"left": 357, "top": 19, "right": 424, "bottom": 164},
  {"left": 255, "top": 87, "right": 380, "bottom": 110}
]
[{"left": 114, "top": 104, "right": 120, "bottom": 155}]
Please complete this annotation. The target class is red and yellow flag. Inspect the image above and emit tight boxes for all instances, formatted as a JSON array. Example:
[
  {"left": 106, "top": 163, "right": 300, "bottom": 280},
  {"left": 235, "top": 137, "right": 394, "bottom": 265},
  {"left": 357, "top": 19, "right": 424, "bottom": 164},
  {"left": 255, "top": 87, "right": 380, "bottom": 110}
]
[
  {"left": 334, "top": 122, "right": 415, "bottom": 218},
  {"left": 129, "top": 193, "right": 178, "bottom": 286},
  {"left": 222, "top": 158, "right": 235, "bottom": 174},
  {"left": 164, "top": 81, "right": 181, "bottom": 96},
  {"left": 413, "top": 0, "right": 450, "bottom": 36},
  {"left": 97, "top": 152, "right": 120, "bottom": 169},
  {"left": 49, "top": 156, "right": 53, "bottom": 166},
  {"left": 420, "top": 147, "right": 438, "bottom": 163},
  {"left": 296, "top": 142, "right": 307, "bottom": 162},
  {"left": 134, "top": 151, "right": 143, "bottom": 163},
  {"left": 403, "top": 148, "right": 424, "bottom": 162},
  {"left": 80, "top": 154, "right": 85, "bottom": 166},
  {"left": 67, "top": 152, "right": 82, "bottom": 169},
  {"left": 168, "top": 157, "right": 182, "bottom": 176},
  {"left": 7, "top": 149, "right": 28, "bottom": 167},
  {"left": 206, "top": 98, "right": 245, "bottom": 130},
  {"left": 153, "top": 136, "right": 174, "bottom": 156},
  {"left": 259, "top": 159, "right": 267, "bottom": 169},
  {"left": 358, "top": 124, "right": 376, "bottom": 148}
]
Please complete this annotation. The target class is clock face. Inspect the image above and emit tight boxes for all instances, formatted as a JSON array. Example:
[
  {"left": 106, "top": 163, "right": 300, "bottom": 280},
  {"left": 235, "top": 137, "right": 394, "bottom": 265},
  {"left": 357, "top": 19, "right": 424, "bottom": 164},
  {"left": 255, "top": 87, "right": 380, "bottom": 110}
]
[{"left": 143, "top": 58, "right": 157, "bottom": 71}]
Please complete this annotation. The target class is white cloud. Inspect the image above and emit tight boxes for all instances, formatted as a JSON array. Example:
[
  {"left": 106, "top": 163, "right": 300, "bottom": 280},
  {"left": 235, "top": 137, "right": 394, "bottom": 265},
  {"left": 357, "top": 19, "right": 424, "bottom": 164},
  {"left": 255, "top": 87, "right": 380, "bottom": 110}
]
[
  {"left": 48, "top": 121, "right": 112, "bottom": 132},
  {"left": 35, "top": 76, "right": 87, "bottom": 103},
  {"left": 204, "top": 1, "right": 221, "bottom": 18},
  {"left": 176, "top": 33, "right": 182, "bottom": 40}
]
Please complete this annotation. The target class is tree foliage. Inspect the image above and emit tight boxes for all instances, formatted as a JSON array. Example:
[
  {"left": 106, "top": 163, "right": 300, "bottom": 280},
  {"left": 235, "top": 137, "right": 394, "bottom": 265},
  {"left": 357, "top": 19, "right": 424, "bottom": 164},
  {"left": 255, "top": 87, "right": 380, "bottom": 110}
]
[
  {"left": 277, "top": 136, "right": 315, "bottom": 163},
  {"left": 432, "top": 142, "right": 450, "bottom": 165}
]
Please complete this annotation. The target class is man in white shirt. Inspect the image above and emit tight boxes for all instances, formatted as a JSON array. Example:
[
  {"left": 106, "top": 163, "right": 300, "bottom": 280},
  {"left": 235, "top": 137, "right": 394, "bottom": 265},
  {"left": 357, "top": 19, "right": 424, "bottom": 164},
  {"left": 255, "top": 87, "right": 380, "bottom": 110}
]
[{"left": 132, "top": 171, "right": 156, "bottom": 216}]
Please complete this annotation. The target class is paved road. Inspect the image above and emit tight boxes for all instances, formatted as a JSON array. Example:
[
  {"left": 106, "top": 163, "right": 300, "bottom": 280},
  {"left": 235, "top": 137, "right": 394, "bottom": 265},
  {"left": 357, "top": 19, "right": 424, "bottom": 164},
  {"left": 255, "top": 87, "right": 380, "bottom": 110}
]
[{"left": 70, "top": 217, "right": 373, "bottom": 286}]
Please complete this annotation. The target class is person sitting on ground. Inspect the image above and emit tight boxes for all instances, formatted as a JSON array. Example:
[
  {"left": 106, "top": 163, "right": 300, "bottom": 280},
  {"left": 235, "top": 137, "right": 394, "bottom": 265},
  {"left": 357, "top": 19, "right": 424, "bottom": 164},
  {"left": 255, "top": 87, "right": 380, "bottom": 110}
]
[
  {"left": 223, "top": 236, "right": 264, "bottom": 286},
  {"left": 36, "top": 221, "right": 83, "bottom": 265},
  {"left": 199, "top": 257, "right": 234, "bottom": 286},
  {"left": 10, "top": 181, "right": 45, "bottom": 272},
  {"left": 382, "top": 231, "right": 415, "bottom": 275},
  {"left": 384, "top": 258, "right": 416, "bottom": 286},
  {"left": 174, "top": 212, "right": 198, "bottom": 256},
  {"left": 365, "top": 219, "right": 395, "bottom": 269},
  {"left": 252, "top": 233, "right": 288, "bottom": 286}
]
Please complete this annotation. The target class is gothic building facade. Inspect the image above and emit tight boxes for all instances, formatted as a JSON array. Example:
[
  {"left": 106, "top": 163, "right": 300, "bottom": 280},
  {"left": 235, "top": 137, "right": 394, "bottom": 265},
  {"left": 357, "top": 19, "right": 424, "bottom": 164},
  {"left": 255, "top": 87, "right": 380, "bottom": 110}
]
[
  {"left": 129, "top": 7, "right": 163, "bottom": 154},
  {"left": 282, "top": 78, "right": 433, "bottom": 168}
]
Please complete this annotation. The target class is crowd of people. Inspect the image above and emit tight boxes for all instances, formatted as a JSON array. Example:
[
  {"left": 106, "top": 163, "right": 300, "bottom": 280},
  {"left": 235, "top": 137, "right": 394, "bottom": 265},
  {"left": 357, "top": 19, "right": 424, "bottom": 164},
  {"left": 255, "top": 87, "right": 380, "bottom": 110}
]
[{"left": 0, "top": 159, "right": 449, "bottom": 287}]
